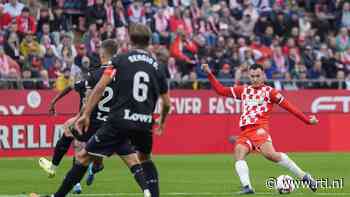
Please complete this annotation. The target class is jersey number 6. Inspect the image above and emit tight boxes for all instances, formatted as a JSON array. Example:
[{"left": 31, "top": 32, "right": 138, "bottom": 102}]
[{"left": 133, "top": 71, "right": 149, "bottom": 102}]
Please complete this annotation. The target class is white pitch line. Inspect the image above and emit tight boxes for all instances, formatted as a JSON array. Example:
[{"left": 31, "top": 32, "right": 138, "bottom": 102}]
[{"left": 1, "top": 192, "right": 350, "bottom": 197}]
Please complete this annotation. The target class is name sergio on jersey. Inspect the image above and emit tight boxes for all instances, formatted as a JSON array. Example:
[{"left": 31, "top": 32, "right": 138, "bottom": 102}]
[
  {"left": 123, "top": 109, "right": 153, "bottom": 123},
  {"left": 128, "top": 54, "right": 159, "bottom": 70}
]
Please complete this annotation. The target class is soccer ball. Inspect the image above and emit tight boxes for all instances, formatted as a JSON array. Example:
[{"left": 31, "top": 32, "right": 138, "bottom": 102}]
[{"left": 275, "top": 175, "right": 295, "bottom": 194}]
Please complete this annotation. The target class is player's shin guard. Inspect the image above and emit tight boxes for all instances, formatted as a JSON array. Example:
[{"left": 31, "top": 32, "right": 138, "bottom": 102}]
[
  {"left": 130, "top": 164, "right": 149, "bottom": 191},
  {"left": 142, "top": 161, "right": 159, "bottom": 197},
  {"left": 235, "top": 160, "right": 252, "bottom": 188},
  {"left": 277, "top": 153, "right": 305, "bottom": 178},
  {"left": 52, "top": 135, "right": 73, "bottom": 166},
  {"left": 54, "top": 163, "right": 88, "bottom": 197}
]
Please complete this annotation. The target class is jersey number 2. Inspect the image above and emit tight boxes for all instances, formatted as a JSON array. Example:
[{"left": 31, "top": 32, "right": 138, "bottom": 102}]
[
  {"left": 97, "top": 87, "right": 113, "bottom": 121},
  {"left": 133, "top": 71, "right": 149, "bottom": 102}
]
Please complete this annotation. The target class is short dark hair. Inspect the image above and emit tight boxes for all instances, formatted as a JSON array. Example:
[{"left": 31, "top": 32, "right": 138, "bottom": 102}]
[
  {"left": 101, "top": 39, "right": 118, "bottom": 57},
  {"left": 128, "top": 23, "right": 151, "bottom": 48},
  {"left": 249, "top": 64, "right": 264, "bottom": 71},
  {"left": 22, "top": 7, "right": 30, "bottom": 13}
]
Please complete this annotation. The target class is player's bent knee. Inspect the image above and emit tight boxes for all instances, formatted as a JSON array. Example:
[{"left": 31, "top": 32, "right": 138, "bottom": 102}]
[
  {"left": 234, "top": 144, "right": 249, "bottom": 161},
  {"left": 121, "top": 153, "right": 140, "bottom": 168},
  {"left": 76, "top": 149, "right": 90, "bottom": 166},
  {"left": 262, "top": 151, "right": 280, "bottom": 162},
  {"left": 138, "top": 153, "right": 151, "bottom": 162}
]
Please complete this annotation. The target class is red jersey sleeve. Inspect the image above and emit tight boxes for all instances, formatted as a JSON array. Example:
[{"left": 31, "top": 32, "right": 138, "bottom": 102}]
[
  {"left": 271, "top": 89, "right": 310, "bottom": 124},
  {"left": 208, "top": 72, "right": 243, "bottom": 99}
]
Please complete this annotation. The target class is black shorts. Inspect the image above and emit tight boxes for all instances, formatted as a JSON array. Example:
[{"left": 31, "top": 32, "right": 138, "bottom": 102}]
[
  {"left": 129, "top": 130, "right": 153, "bottom": 155},
  {"left": 85, "top": 124, "right": 135, "bottom": 157}
]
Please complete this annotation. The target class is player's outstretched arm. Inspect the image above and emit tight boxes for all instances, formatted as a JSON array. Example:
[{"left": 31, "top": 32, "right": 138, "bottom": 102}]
[
  {"left": 202, "top": 64, "right": 233, "bottom": 97},
  {"left": 155, "top": 92, "right": 171, "bottom": 135},
  {"left": 277, "top": 96, "right": 318, "bottom": 125},
  {"left": 49, "top": 86, "right": 73, "bottom": 115}
]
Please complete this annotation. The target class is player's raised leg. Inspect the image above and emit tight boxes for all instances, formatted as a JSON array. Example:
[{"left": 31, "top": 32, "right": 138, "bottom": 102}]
[
  {"left": 39, "top": 117, "right": 77, "bottom": 177},
  {"left": 30, "top": 149, "right": 92, "bottom": 197},
  {"left": 39, "top": 134, "right": 73, "bottom": 178},
  {"left": 259, "top": 142, "right": 317, "bottom": 191},
  {"left": 234, "top": 143, "right": 254, "bottom": 194}
]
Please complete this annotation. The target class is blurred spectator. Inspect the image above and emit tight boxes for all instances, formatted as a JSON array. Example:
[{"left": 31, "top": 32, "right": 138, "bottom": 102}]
[
  {"left": 43, "top": 46, "right": 57, "bottom": 71},
  {"left": 301, "top": 45, "right": 316, "bottom": 69},
  {"left": 340, "top": 2, "right": 350, "bottom": 29},
  {"left": 87, "top": 38, "right": 101, "bottom": 67},
  {"left": 299, "top": 13, "right": 312, "bottom": 38},
  {"left": 182, "top": 71, "right": 200, "bottom": 90},
  {"left": 37, "top": 8, "right": 53, "bottom": 38},
  {"left": 48, "top": 58, "right": 62, "bottom": 79},
  {"left": 86, "top": 0, "right": 106, "bottom": 29},
  {"left": 272, "top": 12, "right": 288, "bottom": 37},
  {"left": 0, "top": 4, "right": 12, "bottom": 30},
  {"left": 296, "top": 65, "right": 314, "bottom": 89},
  {"left": 38, "top": 23, "right": 56, "bottom": 47},
  {"left": 127, "top": 0, "right": 146, "bottom": 24},
  {"left": 56, "top": 33, "right": 76, "bottom": 63},
  {"left": 340, "top": 47, "right": 350, "bottom": 70},
  {"left": 282, "top": 73, "right": 298, "bottom": 90},
  {"left": 101, "top": 23, "right": 116, "bottom": 41},
  {"left": 71, "top": 56, "right": 90, "bottom": 82},
  {"left": 254, "top": 13, "right": 271, "bottom": 36},
  {"left": 167, "top": 57, "right": 180, "bottom": 81},
  {"left": 4, "top": 32, "right": 21, "bottom": 61},
  {"left": 237, "top": 14, "right": 256, "bottom": 38},
  {"left": 169, "top": 7, "right": 186, "bottom": 33},
  {"left": 217, "top": 63, "right": 233, "bottom": 85},
  {"left": 250, "top": 36, "right": 272, "bottom": 64},
  {"left": 16, "top": 7, "right": 36, "bottom": 36},
  {"left": 153, "top": 45, "right": 171, "bottom": 79},
  {"left": 38, "top": 69, "right": 50, "bottom": 89},
  {"left": 0, "top": 45, "right": 21, "bottom": 79},
  {"left": 114, "top": 1, "right": 128, "bottom": 27},
  {"left": 4, "top": 0, "right": 24, "bottom": 18},
  {"left": 74, "top": 44, "right": 87, "bottom": 68},
  {"left": 27, "top": 0, "right": 41, "bottom": 19},
  {"left": 82, "top": 23, "right": 98, "bottom": 47},
  {"left": 105, "top": 0, "right": 115, "bottom": 26},
  {"left": 308, "top": 60, "right": 325, "bottom": 79},
  {"left": 55, "top": 68, "right": 71, "bottom": 92},
  {"left": 22, "top": 69, "right": 35, "bottom": 89},
  {"left": 235, "top": 63, "right": 249, "bottom": 83},
  {"left": 332, "top": 70, "right": 347, "bottom": 89},
  {"left": 153, "top": 9, "right": 170, "bottom": 45},
  {"left": 336, "top": 27, "right": 350, "bottom": 52},
  {"left": 51, "top": 7, "right": 68, "bottom": 37},
  {"left": 170, "top": 30, "right": 198, "bottom": 76},
  {"left": 20, "top": 32, "right": 42, "bottom": 59}
]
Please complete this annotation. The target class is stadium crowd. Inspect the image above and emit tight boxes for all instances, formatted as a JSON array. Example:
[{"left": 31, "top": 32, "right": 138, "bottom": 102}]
[{"left": 0, "top": 0, "right": 350, "bottom": 90}]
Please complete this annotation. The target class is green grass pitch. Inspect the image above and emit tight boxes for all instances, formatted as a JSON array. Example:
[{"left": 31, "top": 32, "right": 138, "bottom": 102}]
[{"left": 0, "top": 153, "right": 349, "bottom": 197}]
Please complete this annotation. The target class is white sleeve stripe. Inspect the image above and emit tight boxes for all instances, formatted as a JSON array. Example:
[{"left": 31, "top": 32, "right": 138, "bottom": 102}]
[
  {"left": 230, "top": 87, "right": 236, "bottom": 99},
  {"left": 278, "top": 97, "right": 284, "bottom": 104}
]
